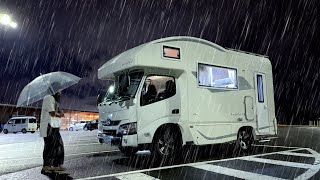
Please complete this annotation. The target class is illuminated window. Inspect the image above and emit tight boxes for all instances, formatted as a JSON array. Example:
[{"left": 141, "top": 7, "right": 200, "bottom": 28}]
[
  {"left": 163, "top": 46, "right": 180, "bottom": 59},
  {"left": 198, "top": 63, "right": 238, "bottom": 90}
]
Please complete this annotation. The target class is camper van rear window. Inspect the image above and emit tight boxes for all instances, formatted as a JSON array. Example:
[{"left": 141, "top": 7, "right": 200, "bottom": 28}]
[
  {"left": 198, "top": 63, "right": 238, "bottom": 90},
  {"left": 163, "top": 46, "right": 180, "bottom": 59}
]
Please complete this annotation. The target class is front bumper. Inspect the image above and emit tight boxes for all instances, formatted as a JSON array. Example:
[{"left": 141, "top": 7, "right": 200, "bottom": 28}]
[{"left": 97, "top": 133, "right": 121, "bottom": 146}]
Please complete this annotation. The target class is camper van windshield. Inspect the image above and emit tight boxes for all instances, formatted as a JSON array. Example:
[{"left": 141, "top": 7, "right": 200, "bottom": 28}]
[{"left": 103, "top": 71, "right": 144, "bottom": 102}]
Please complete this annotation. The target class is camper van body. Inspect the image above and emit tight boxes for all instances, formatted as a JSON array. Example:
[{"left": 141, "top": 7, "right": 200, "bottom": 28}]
[{"left": 97, "top": 36, "right": 277, "bottom": 151}]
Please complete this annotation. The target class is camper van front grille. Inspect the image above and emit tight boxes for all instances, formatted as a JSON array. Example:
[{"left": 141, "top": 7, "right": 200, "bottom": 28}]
[
  {"left": 101, "top": 120, "right": 121, "bottom": 126},
  {"left": 103, "top": 130, "right": 117, "bottom": 136}
]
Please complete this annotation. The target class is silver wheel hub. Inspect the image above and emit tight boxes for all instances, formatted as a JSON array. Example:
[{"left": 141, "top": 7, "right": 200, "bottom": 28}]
[
  {"left": 158, "top": 137, "right": 174, "bottom": 156},
  {"left": 239, "top": 131, "right": 250, "bottom": 150}
]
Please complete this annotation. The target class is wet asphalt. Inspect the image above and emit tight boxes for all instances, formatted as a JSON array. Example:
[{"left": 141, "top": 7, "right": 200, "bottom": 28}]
[{"left": 0, "top": 126, "right": 320, "bottom": 180}]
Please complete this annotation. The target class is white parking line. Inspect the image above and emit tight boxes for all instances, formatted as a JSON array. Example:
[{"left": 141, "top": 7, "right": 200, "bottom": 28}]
[
  {"left": 252, "top": 144, "right": 304, "bottom": 149},
  {"left": 240, "top": 156, "right": 313, "bottom": 169},
  {"left": 77, "top": 147, "right": 299, "bottom": 180},
  {"left": 276, "top": 151, "right": 315, "bottom": 158},
  {"left": 116, "top": 173, "right": 160, "bottom": 180},
  {"left": 294, "top": 148, "right": 320, "bottom": 180},
  {"left": 192, "top": 164, "right": 285, "bottom": 180}
]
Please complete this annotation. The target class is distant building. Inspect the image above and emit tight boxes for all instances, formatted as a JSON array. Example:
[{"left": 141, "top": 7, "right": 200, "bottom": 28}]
[{"left": 0, "top": 104, "right": 99, "bottom": 129}]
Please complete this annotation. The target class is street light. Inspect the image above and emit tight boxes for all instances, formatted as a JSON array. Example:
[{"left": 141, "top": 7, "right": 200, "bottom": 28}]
[{"left": 0, "top": 14, "right": 17, "bottom": 29}]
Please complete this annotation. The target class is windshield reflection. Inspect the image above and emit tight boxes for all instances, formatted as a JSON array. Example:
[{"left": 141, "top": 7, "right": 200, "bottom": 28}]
[{"left": 103, "top": 71, "right": 144, "bottom": 103}]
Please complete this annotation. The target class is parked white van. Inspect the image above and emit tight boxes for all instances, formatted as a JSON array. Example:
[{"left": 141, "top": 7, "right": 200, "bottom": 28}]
[
  {"left": 96, "top": 36, "right": 277, "bottom": 161},
  {"left": 3, "top": 116, "right": 37, "bottom": 134}
]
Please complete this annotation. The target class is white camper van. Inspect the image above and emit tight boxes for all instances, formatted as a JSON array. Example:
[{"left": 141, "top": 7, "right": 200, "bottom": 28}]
[
  {"left": 3, "top": 116, "right": 37, "bottom": 134},
  {"left": 97, "top": 36, "right": 277, "bottom": 159}
]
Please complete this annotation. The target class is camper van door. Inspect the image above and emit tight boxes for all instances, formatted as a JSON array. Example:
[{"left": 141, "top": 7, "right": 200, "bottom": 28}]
[{"left": 255, "top": 73, "right": 270, "bottom": 133}]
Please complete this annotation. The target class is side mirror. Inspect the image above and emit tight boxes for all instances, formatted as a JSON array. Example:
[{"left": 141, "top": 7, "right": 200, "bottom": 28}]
[{"left": 97, "top": 94, "right": 103, "bottom": 106}]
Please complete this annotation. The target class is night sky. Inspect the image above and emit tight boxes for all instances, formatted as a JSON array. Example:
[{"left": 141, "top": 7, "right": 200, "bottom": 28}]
[{"left": 0, "top": 0, "right": 319, "bottom": 124}]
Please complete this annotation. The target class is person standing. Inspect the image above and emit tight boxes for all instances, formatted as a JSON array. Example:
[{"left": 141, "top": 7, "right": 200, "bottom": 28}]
[{"left": 40, "top": 89, "right": 65, "bottom": 173}]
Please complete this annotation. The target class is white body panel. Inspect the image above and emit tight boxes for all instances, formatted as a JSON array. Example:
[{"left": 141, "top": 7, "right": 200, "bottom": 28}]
[{"left": 97, "top": 36, "right": 277, "bottom": 147}]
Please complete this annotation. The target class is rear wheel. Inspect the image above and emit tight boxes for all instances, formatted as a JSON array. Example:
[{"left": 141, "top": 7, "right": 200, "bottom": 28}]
[
  {"left": 236, "top": 128, "right": 254, "bottom": 152},
  {"left": 150, "top": 125, "right": 182, "bottom": 166},
  {"left": 83, "top": 127, "right": 88, "bottom": 131},
  {"left": 98, "top": 138, "right": 104, "bottom": 144},
  {"left": 22, "top": 129, "right": 27, "bottom": 134},
  {"left": 3, "top": 129, "right": 8, "bottom": 134},
  {"left": 69, "top": 127, "right": 73, "bottom": 131}
]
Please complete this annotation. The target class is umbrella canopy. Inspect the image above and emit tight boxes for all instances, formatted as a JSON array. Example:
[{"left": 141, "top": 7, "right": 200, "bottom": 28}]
[{"left": 17, "top": 71, "right": 81, "bottom": 107}]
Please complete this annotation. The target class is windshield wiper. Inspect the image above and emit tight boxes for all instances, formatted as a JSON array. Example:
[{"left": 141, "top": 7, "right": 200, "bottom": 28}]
[
  {"left": 118, "top": 95, "right": 132, "bottom": 102},
  {"left": 108, "top": 96, "right": 119, "bottom": 106},
  {"left": 108, "top": 95, "right": 131, "bottom": 105}
]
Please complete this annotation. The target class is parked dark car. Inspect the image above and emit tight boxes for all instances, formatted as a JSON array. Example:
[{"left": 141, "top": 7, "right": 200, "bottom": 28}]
[
  {"left": 0, "top": 123, "right": 4, "bottom": 133},
  {"left": 83, "top": 120, "right": 98, "bottom": 131}
]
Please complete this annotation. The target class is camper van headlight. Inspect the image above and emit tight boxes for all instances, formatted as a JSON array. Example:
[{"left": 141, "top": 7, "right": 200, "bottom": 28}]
[{"left": 119, "top": 123, "right": 137, "bottom": 135}]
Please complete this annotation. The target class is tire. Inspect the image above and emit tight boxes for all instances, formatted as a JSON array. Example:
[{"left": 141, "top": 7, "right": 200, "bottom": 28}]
[
  {"left": 3, "top": 129, "right": 8, "bottom": 134},
  {"left": 98, "top": 138, "right": 104, "bottom": 144},
  {"left": 119, "top": 146, "right": 138, "bottom": 157},
  {"left": 236, "top": 128, "right": 254, "bottom": 152},
  {"left": 83, "top": 127, "right": 88, "bottom": 131},
  {"left": 69, "top": 127, "right": 73, "bottom": 131},
  {"left": 150, "top": 125, "right": 182, "bottom": 166},
  {"left": 22, "top": 129, "right": 27, "bottom": 134},
  {"left": 31, "top": 131, "right": 35, "bottom": 133},
  {"left": 13, "top": 132, "right": 17, "bottom": 134}
]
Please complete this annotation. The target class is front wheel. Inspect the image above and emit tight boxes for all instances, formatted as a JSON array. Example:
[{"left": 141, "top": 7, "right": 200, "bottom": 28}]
[
  {"left": 3, "top": 129, "right": 8, "bottom": 134},
  {"left": 69, "top": 127, "right": 73, "bottom": 131},
  {"left": 150, "top": 126, "right": 182, "bottom": 166}
]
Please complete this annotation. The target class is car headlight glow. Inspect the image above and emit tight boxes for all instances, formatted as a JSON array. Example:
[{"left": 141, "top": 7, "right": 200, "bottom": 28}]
[{"left": 119, "top": 122, "right": 137, "bottom": 135}]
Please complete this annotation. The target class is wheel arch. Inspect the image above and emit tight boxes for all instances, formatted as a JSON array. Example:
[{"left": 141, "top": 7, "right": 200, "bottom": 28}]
[
  {"left": 238, "top": 126, "right": 256, "bottom": 140},
  {"left": 153, "top": 123, "right": 183, "bottom": 144}
]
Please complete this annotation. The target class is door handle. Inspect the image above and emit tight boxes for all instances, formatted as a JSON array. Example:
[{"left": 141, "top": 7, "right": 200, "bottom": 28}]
[
  {"left": 264, "top": 105, "right": 268, "bottom": 109},
  {"left": 172, "top": 109, "right": 179, "bottom": 114}
]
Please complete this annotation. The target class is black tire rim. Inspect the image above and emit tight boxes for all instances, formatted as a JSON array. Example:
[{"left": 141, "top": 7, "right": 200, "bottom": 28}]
[
  {"left": 158, "top": 131, "right": 175, "bottom": 156},
  {"left": 239, "top": 130, "right": 251, "bottom": 150}
]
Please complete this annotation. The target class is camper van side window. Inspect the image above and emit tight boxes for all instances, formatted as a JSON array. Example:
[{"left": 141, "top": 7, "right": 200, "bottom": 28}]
[
  {"left": 198, "top": 63, "right": 238, "bottom": 90},
  {"left": 21, "top": 119, "right": 26, "bottom": 124},
  {"left": 140, "top": 76, "right": 176, "bottom": 106}
]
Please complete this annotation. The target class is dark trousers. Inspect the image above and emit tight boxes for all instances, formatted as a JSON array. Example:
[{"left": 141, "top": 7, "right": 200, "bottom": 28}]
[{"left": 43, "top": 124, "right": 64, "bottom": 167}]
